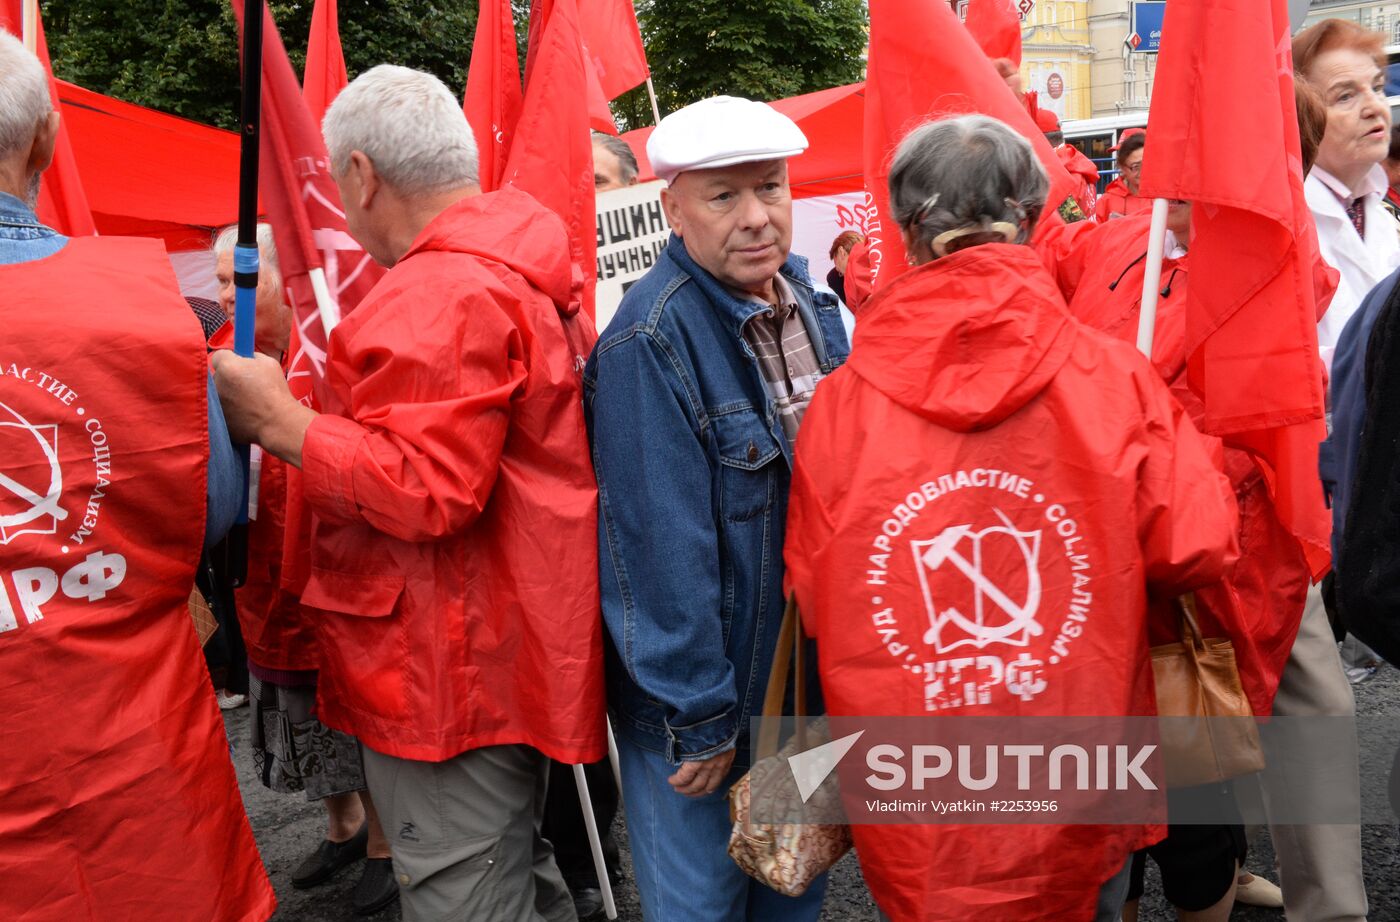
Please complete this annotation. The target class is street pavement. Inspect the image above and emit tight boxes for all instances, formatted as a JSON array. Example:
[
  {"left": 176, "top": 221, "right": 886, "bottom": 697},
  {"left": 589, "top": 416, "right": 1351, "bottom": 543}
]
[{"left": 228, "top": 666, "right": 1400, "bottom": 920}]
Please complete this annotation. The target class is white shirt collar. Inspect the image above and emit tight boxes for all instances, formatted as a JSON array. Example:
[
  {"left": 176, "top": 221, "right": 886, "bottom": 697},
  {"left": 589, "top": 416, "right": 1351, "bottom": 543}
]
[{"left": 1311, "top": 164, "right": 1389, "bottom": 202}]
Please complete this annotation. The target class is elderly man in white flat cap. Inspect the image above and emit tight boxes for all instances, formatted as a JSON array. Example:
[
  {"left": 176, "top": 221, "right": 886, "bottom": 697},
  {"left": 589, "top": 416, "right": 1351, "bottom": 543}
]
[{"left": 583, "top": 96, "right": 849, "bottom": 921}]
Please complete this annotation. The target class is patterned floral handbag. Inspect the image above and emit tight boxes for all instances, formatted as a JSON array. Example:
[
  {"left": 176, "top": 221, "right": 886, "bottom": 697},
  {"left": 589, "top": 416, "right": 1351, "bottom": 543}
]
[{"left": 727, "top": 596, "right": 853, "bottom": 896}]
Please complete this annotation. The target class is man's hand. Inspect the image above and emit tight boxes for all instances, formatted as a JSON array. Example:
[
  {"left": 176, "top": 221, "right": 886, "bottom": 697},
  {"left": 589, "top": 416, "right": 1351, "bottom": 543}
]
[
  {"left": 993, "top": 57, "right": 1024, "bottom": 102},
  {"left": 210, "top": 350, "right": 317, "bottom": 467},
  {"left": 668, "top": 748, "right": 737, "bottom": 798}
]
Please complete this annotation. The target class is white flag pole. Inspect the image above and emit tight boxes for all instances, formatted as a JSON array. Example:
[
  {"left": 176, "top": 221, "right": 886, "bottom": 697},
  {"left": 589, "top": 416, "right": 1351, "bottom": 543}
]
[
  {"left": 22, "top": 0, "right": 38, "bottom": 53},
  {"left": 1136, "top": 197, "right": 1171, "bottom": 358},
  {"left": 645, "top": 76, "right": 662, "bottom": 126},
  {"left": 572, "top": 763, "right": 618, "bottom": 919},
  {"left": 606, "top": 719, "right": 622, "bottom": 795},
  {"left": 307, "top": 266, "right": 341, "bottom": 336}
]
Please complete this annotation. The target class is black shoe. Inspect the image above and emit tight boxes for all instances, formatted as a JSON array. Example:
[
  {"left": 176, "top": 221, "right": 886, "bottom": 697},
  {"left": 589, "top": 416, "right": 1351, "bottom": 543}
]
[
  {"left": 572, "top": 885, "right": 605, "bottom": 922},
  {"left": 352, "top": 857, "right": 400, "bottom": 916},
  {"left": 290, "top": 825, "right": 368, "bottom": 889}
]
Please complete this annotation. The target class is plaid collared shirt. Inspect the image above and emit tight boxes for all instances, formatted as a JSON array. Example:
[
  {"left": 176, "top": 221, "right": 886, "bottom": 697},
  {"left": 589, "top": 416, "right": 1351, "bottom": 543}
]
[{"left": 739, "top": 276, "right": 824, "bottom": 445}]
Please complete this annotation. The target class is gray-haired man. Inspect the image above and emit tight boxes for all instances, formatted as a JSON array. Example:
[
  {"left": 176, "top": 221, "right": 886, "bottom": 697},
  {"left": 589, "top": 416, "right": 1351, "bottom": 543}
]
[
  {"left": 592, "top": 132, "right": 639, "bottom": 191},
  {"left": 213, "top": 64, "right": 606, "bottom": 921}
]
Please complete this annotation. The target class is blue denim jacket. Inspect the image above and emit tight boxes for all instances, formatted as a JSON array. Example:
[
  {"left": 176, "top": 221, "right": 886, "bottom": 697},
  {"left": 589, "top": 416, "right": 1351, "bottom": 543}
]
[
  {"left": 583, "top": 234, "right": 850, "bottom": 763},
  {"left": 0, "top": 192, "right": 242, "bottom": 548}
]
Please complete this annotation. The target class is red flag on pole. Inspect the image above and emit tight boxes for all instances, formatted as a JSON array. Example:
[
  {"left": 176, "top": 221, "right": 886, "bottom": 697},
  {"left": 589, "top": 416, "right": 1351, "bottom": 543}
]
[
  {"left": 579, "top": 0, "right": 649, "bottom": 99},
  {"left": 1139, "top": 0, "right": 1330, "bottom": 574},
  {"left": 864, "top": 0, "right": 1076, "bottom": 292},
  {"left": 0, "top": 1, "right": 96, "bottom": 236},
  {"left": 231, "top": 0, "right": 384, "bottom": 400},
  {"left": 303, "top": 0, "right": 348, "bottom": 124},
  {"left": 965, "top": 0, "right": 1023, "bottom": 67},
  {"left": 506, "top": 0, "right": 597, "bottom": 316},
  {"left": 464, "top": 0, "right": 524, "bottom": 192}
]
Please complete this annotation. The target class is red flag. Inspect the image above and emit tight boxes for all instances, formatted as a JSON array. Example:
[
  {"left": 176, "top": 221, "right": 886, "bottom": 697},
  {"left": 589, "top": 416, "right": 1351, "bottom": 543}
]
[
  {"left": 864, "top": 0, "right": 1077, "bottom": 291},
  {"left": 965, "top": 0, "right": 1023, "bottom": 67},
  {"left": 231, "top": 0, "right": 384, "bottom": 400},
  {"left": 584, "top": 45, "right": 619, "bottom": 134},
  {"left": 506, "top": 0, "right": 596, "bottom": 316},
  {"left": 579, "top": 0, "right": 649, "bottom": 99},
  {"left": 1139, "top": 0, "right": 1330, "bottom": 574},
  {"left": 524, "top": 0, "right": 554, "bottom": 84},
  {"left": 0, "top": 1, "right": 95, "bottom": 236},
  {"left": 303, "top": 0, "right": 348, "bottom": 124},
  {"left": 464, "top": 0, "right": 523, "bottom": 192}
]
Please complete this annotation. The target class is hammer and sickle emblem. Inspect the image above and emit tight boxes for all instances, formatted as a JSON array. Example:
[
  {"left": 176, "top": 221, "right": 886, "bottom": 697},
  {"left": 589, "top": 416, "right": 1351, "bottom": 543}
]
[{"left": 0, "top": 400, "right": 67, "bottom": 544}]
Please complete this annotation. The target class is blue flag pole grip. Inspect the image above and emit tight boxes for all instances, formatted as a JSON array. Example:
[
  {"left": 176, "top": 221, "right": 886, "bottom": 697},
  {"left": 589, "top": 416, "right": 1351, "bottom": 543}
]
[{"left": 232, "top": 244, "right": 259, "bottom": 359}]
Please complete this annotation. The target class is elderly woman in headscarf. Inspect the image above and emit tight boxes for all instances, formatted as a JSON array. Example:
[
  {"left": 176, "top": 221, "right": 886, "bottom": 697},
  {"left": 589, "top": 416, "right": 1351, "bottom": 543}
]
[{"left": 782, "top": 114, "right": 1240, "bottom": 922}]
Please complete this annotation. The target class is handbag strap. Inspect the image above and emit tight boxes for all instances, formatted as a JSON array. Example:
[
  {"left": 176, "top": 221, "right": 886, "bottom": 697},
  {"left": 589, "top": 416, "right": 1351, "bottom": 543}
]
[
  {"left": 757, "top": 595, "right": 806, "bottom": 757},
  {"left": 794, "top": 598, "right": 808, "bottom": 750},
  {"left": 1178, "top": 592, "right": 1206, "bottom": 652}
]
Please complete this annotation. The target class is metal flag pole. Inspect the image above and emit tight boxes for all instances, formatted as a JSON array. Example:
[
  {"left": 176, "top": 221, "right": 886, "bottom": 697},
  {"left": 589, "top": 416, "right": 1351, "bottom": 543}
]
[
  {"left": 1136, "top": 197, "right": 1170, "bottom": 358},
  {"left": 228, "top": 0, "right": 265, "bottom": 587}
]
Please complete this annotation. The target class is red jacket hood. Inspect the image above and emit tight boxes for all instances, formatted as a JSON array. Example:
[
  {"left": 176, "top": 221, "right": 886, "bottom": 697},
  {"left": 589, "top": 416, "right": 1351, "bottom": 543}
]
[
  {"left": 1056, "top": 144, "right": 1100, "bottom": 185},
  {"left": 404, "top": 185, "right": 580, "bottom": 317},
  {"left": 849, "top": 244, "right": 1077, "bottom": 432}
]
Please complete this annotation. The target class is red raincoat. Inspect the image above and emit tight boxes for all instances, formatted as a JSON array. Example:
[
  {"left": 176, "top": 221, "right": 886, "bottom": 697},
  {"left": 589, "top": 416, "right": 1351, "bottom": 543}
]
[
  {"left": 1093, "top": 176, "right": 1152, "bottom": 223},
  {"left": 299, "top": 187, "right": 607, "bottom": 764},
  {"left": 240, "top": 447, "right": 319, "bottom": 672},
  {"left": 0, "top": 238, "right": 275, "bottom": 921},
  {"left": 785, "top": 244, "right": 1238, "bottom": 921},
  {"left": 1048, "top": 216, "right": 1311, "bottom": 715},
  {"left": 1056, "top": 143, "right": 1099, "bottom": 217},
  {"left": 208, "top": 331, "right": 320, "bottom": 672}
]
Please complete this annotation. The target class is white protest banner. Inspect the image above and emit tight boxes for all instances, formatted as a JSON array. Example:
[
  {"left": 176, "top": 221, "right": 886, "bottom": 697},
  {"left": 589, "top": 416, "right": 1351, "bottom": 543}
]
[
  {"left": 595, "top": 180, "right": 670, "bottom": 333},
  {"left": 594, "top": 183, "right": 870, "bottom": 332},
  {"left": 792, "top": 191, "right": 867, "bottom": 292}
]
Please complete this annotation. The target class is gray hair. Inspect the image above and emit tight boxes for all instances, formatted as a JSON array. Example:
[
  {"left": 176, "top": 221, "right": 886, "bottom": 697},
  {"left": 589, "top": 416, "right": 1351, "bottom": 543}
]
[
  {"left": 592, "top": 131, "right": 638, "bottom": 184},
  {"left": 0, "top": 31, "right": 53, "bottom": 161},
  {"left": 323, "top": 64, "right": 478, "bottom": 195},
  {"left": 889, "top": 115, "right": 1048, "bottom": 256},
  {"left": 213, "top": 223, "right": 284, "bottom": 292}
]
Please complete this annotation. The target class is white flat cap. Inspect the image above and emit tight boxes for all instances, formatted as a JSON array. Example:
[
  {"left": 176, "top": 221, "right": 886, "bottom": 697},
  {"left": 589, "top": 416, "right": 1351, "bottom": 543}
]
[{"left": 647, "top": 96, "right": 808, "bottom": 184}]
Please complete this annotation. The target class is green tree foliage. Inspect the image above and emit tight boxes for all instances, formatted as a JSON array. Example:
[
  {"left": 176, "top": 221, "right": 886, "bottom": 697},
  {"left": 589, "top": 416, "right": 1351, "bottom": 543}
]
[
  {"left": 610, "top": 0, "right": 867, "bottom": 131},
  {"left": 41, "top": 0, "right": 476, "bottom": 130},
  {"left": 39, "top": 0, "right": 866, "bottom": 133}
]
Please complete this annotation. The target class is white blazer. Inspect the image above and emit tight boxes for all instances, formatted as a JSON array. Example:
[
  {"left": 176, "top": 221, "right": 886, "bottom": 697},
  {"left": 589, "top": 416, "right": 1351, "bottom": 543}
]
[{"left": 1306, "top": 167, "right": 1400, "bottom": 370}]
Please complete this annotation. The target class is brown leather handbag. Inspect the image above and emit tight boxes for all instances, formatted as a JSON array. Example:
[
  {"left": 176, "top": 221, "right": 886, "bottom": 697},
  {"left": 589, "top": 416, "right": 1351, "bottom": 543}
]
[
  {"left": 1150, "top": 593, "right": 1265, "bottom": 788},
  {"left": 189, "top": 586, "right": 218, "bottom": 647},
  {"left": 727, "top": 596, "right": 852, "bottom": 896}
]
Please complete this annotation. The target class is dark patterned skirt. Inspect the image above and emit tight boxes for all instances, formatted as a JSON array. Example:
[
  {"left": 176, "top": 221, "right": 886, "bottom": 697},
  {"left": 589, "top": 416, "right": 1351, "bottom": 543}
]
[{"left": 248, "top": 674, "right": 366, "bottom": 800}]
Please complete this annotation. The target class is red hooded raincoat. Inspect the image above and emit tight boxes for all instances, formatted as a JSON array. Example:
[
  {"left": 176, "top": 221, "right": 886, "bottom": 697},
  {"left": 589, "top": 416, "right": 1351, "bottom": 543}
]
[
  {"left": 298, "top": 187, "right": 607, "bottom": 764},
  {"left": 1093, "top": 176, "right": 1153, "bottom": 223},
  {"left": 785, "top": 244, "right": 1238, "bottom": 921},
  {"left": 1045, "top": 215, "right": 1313, "bottom": 715}
]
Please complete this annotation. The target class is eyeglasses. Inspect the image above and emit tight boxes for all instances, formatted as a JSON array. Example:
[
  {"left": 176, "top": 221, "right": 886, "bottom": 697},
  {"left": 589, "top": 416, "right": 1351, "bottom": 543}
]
[{"left": 1121, "top": 162, "right": 1144, "bottom": 173}]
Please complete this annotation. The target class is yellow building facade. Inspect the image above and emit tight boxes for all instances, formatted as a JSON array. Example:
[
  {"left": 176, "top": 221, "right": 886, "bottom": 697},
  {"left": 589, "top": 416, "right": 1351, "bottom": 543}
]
[{"left": 1020, "top": 0, "right": 1096, "bottom": 120}]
